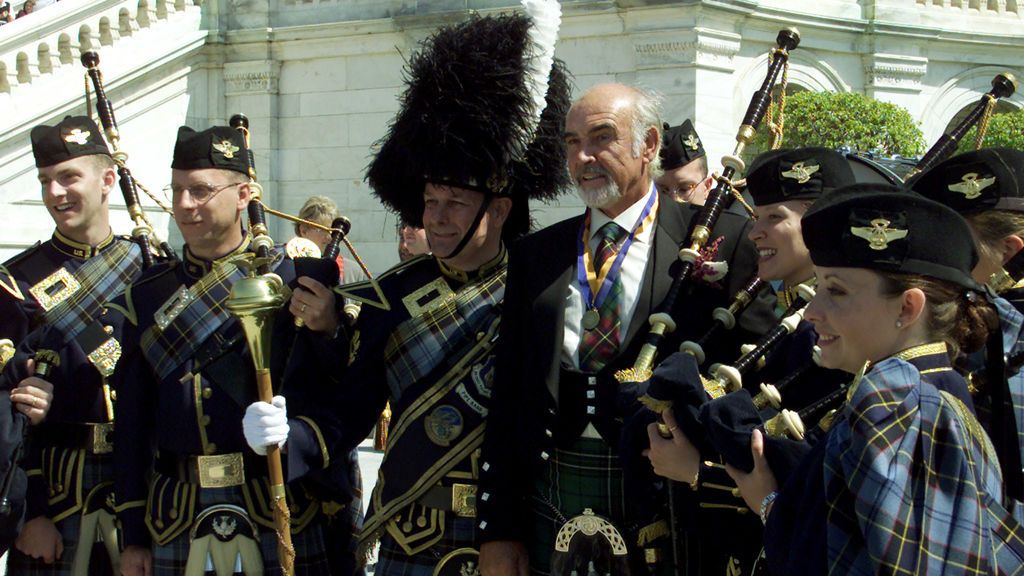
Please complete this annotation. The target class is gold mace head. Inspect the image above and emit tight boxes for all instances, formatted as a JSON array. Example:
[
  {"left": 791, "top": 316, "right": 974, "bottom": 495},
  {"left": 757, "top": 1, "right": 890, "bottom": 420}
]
[{"left": 226, "top": 273, "right": 285, "bottom": 371}]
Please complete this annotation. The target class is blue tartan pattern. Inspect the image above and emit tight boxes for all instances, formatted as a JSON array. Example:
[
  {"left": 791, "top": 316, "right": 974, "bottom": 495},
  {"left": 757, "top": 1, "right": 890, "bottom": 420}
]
[
  {"left": 7, "top": 454, "right": 116, "bottom": 576},
  {"left": 822, "top": 356, "right": 1024, "bottom": 575},
  {"left": 373, "top": 514, "right": 476, "bottom": 576},
  {"left": 45, "top": 241, "right": 142, "bottom": 346},
  {"left": 383, "top": 267, "right": 505, "bottom": 397},
  {"left": 995, "top": 296, "right": 1024, "bottom": 524},
  {"left": 149, "top": 483, "right": 329, "bottom": 576}
]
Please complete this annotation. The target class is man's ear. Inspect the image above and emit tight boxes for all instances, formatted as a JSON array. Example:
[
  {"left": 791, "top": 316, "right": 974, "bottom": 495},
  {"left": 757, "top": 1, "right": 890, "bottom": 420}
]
[
  {"left": 490, "top": 197, "right": 513, "bottom": 227},
  {"left": 236, "top": 181, "right": 251, "bottom": 210}
]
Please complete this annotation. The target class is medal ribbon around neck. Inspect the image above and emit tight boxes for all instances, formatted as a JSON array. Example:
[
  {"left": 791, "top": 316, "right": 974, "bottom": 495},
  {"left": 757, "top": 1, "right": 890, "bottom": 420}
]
[{"left": 576, "top": 189, "right": 658, "bottom": 322}]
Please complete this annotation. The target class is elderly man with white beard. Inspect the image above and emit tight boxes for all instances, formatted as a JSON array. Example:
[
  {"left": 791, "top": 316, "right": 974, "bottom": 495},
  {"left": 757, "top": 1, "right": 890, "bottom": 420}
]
[{"left": 478, "top": 83, "right": 775, "bottom": 575}]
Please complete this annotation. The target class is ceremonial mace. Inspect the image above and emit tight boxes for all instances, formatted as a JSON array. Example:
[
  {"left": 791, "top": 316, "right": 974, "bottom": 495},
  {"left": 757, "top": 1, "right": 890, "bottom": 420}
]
[{"left": 224, "top": 114, "right": 295, "bottom": 576}]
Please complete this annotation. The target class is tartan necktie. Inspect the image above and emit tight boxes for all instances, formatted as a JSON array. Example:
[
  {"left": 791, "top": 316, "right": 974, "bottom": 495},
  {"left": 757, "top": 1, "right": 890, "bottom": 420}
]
[{"left": 580, "top": 221, "right": 627, "bottom": 371}]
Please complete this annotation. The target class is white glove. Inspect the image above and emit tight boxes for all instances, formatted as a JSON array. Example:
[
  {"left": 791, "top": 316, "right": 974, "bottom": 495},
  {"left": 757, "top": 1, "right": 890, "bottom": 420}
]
[{"left": 242, "top": 396, "right": 289, "bottom": 455}]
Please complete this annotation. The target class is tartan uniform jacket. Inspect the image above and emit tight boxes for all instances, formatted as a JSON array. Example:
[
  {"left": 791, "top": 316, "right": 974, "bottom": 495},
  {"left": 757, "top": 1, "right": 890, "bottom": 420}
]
[
  {"left": 108, "top": 241, "right": 346, "bottom": 548},
  {"left": 478, "top": 194, "right": 775, "bottom": 554},
  {"left": 0, "top": 232, "right": 144, "bottom": 538},
  {"left": 332, "top": 249, "right": 507, "bottom": 559},
  {"left": 765, "top": 348, "right": 1024, "bottom": 575}
]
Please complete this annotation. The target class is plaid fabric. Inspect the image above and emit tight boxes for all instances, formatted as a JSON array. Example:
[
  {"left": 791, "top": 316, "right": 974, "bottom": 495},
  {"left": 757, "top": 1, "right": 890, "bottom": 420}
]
[
  {"left": 140, "top": 260, "right": 246, "bottom": 380},
  {"left": 527, "top": 437, "right": 626, "bottom": 575},
  {"left": 383, "top": 268, "right": 505, "bottom": 396},
  {"left": 45, "top": 241, "right": 142, "bottom": 346},
  {"left": 322, "top": 447, "right": 365, "bottom": 576},
  {"left": 579, "top": 223, "right": 626, "bottom": 372},
  {"left": 822, "top": 357, "right": 1024, "bottom": 575},
  {"left": 374, "top": 513, "right": 477, "bottom": 576},
  {"left": 150, "top": 484, "right": 329, "bottom": 576},
  {"left": 995, "top": 297, "right": 1024, "bottom": 516},
  {"left": 7, "top": 453, "right": 116, "bottom": 576}
]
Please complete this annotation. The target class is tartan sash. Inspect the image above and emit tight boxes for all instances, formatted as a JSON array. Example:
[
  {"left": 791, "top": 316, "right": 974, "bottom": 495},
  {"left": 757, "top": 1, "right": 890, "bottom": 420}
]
[
  {"left": 46, "top": 241, "right": 142, "bottom": 347},
  {"left": 383, "top": 268, "right": 506, "bottom": 400},
  {"left": 140, "top": 250, "right": 283, "bottom": 381}
]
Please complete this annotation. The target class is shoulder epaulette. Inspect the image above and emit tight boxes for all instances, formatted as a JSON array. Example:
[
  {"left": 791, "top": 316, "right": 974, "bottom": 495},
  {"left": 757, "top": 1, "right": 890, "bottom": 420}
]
[
  {"left": 0, "top": 242, "right": 44, "bottom": 301},
  {"left": 334, "top": 255, "right": 433, "bottom": 311},
  {"left": 1, "top": 241, "right": 42, "bottom": 271}
]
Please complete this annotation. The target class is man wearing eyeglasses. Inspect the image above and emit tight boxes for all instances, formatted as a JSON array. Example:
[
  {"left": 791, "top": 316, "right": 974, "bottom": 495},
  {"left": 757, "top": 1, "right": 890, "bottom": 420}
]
[
  {"left": 655, "top": 120, "right": 754, "bottom": 217},
  {"left": 109, "top": 125, "right": 348, "bottom": 576}
]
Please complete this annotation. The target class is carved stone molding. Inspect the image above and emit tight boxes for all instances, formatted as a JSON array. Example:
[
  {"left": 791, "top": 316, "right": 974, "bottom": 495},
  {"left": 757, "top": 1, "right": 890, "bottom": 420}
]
[
  {"left": 865, "top": 54, "right": 928, "bottom": 93},
  {"left": 224, "top": 60, "right": 281, "bottom": 95},
  {"left": 633, "top": 28, "right": 741, "bottom": 71}
]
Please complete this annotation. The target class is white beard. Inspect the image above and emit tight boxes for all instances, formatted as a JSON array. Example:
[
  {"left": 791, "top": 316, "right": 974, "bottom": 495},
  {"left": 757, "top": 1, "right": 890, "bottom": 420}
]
[{"left": 574, "top": 179, "right": 622, "bottom": 209}]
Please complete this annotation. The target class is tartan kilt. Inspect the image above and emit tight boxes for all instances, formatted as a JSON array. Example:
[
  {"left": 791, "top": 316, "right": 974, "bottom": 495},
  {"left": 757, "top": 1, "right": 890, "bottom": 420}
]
[
  {"left": 528, "top": 436, "right": 630, "bottom": 576},
  {"left": 7, "top": 452, "right": 115, "bottom": 576},
  {"left": 150, "top": 483, "right": 330, "bottom": 576},
  {"left": 374, "top": 513, "right": 477, "bottom": 576}
]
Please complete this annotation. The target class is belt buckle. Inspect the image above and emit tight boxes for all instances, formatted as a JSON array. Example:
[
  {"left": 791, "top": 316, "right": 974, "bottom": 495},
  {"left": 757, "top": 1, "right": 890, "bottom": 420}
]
[
  {"left": 451, "top": 483, "right": 477, "bottom": 518},
  {"left": 196, "top": 453, "right": 245, "bottom": 488},
  {"left": 89, "top": 423, "right": 114, "bottom": 455}
]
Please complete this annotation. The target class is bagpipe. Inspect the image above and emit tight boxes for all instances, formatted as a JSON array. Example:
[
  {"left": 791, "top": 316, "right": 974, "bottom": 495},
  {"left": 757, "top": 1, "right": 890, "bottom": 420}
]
[
  {"left": 81, "top": 51, "right": 177, "bottom": 267},
  {"left": 613, "top": 28, "right": 799, "bottom": 574}
]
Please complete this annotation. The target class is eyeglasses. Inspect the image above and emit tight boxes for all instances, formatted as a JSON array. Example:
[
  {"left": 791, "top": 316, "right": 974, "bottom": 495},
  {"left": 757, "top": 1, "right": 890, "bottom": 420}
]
[
  {"left": 655, "top": 182, "right": 699, "bottom": 197},
  {"left": 164, "top": 181, "right": 243, "bottom": 205}
]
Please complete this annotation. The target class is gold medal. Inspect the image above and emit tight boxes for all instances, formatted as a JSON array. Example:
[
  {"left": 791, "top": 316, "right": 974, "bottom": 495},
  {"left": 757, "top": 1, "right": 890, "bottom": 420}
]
[{"left": 582, "top": 309, "right": 600, "bottom": 331}]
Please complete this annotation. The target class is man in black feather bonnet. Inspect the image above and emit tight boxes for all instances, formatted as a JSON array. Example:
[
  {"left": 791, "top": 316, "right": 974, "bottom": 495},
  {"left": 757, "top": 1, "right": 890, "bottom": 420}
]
[{"left": 329, "top": 1, "right": 571, "bottom": 574}]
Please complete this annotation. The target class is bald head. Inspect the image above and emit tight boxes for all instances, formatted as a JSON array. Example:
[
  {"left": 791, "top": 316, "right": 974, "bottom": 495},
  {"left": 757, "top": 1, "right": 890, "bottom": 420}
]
[{"left": 564, "top": 83, "right": 664, "bottom": 217}]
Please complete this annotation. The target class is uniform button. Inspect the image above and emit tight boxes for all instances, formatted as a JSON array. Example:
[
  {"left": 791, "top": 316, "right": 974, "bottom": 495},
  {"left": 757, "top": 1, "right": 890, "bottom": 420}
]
[
  {"left": 104, "top": 325, "right": 114, "bottom": 335},
  {"left": 110, "top": 390, "right": 117, "bottom": 401},
  {"left": 48, "top": 489, "right": 56, "bottom": 497},
  {"left": 54, "top": 484, "right": 63, "bottom": 493},
  {"left": 548, "top": 408, "right": 556, "bottom": 415},
  {"left": 476, "top": 332, "right": 485, "bottom": 341},
  {"left": 206, "top": 443, "right": 217, "bottom": 455},
  {"left": 545, "top": 429, "right": 553, "bottom": 438},
  {"left": 587, "top": 376, "right": 597, "bottom": 386},
  {"left": 540, "top": 451, "right": 550, "bottom": 460},
  {"left": 479, "top": 520, "right": 488, "bottom": 530},
  {"left": 155, "top": 518, "right": 164, "bottom": 529},
  {"left": 201, "top": 415, "right": 211, "bottom": 426},
  {"left": 586, "top": 406, "right": 596, "bottom": 415},
  {"left": 481, "top": 462, "right": 490, "bottom": 472},
  {"left": 169, "top": 509, "right": 178, "bottom": 519},
  {"left": 481, "top": 492, "right": 490, "bottom": 501},
  {"left": 586, "top": 390, "right": 595, "bottom": 399},
  {"left": 202, "top": 388, "right": 212, "bottom": 399}
]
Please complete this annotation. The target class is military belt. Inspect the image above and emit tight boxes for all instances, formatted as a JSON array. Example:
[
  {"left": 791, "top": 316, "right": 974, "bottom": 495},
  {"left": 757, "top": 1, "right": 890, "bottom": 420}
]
[
  {"left": 155, "top": 451, "right": 262, "bottom": 489},
  {"left": 417, "top": 482, "right": 477, "bottom": 518},
  {"left": 34, "top": 421, "right": 114, "bottom": 455}
]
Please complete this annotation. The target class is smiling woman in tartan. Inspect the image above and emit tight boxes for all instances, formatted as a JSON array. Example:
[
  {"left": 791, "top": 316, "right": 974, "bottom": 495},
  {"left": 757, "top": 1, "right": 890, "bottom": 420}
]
[{"left": 727, "top": 184, "right": 1024, "bottom": 575}]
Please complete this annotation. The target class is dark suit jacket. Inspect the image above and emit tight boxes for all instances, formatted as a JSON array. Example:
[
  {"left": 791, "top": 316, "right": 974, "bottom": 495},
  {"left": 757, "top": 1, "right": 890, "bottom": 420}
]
[{"left": 478, "top": 193, "right": 774, "bottom": 543}]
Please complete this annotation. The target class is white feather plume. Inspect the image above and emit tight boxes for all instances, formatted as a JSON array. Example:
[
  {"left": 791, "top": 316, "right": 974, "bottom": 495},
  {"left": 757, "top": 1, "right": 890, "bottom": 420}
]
[{"left": 520, "top": 0, "right": 562, "bottom": 142}]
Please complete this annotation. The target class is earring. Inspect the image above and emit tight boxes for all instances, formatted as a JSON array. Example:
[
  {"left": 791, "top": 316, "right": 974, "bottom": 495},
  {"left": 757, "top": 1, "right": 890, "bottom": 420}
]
[{"left": 895, "top": 319, "right": 903, "bottom": 328}]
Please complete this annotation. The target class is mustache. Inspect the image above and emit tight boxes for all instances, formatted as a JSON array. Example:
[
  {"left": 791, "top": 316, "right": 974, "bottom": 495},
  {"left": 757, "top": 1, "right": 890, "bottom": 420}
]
[{"left": 576, "top": 165, "right": 611, "bottom": 180}]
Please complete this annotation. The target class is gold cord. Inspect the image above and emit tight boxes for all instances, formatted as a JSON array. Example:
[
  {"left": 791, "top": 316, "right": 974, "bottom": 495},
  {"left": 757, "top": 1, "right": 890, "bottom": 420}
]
[{"left": 974, "top": 94, "right": 996, "bottom": 151}]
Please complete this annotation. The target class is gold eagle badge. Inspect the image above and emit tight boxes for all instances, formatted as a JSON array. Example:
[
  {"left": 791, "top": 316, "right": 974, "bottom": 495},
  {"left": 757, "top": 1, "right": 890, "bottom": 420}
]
[
  {"left": 781, "top": 161, "right": 819, "bottom": 184},
  {"left": 63, "top": 128, "right": 91, "bottom": 146},
  {"left": 947, "top": 172, "right": 996, "bottom": 200},
  {"left": 850, "top": 218, "right": 908, "bottom": 251},
  {"left": 212, "top": 140, "right": 240, "bottom": 159}
]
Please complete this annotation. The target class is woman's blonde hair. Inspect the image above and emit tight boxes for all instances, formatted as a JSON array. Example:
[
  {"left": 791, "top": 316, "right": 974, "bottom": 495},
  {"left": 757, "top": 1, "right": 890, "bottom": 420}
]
[{"left": 295, "top": 195, "right": 338, "bottom": 235}]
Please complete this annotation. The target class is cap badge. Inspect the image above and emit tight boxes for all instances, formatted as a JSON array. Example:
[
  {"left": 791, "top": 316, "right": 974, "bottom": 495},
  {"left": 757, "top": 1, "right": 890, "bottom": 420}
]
[
  {"left": 63, "top": 129, "right": 91, "bottom": 146},
  {"left": 212, "top": 140, "right": 239, "bottom": 159},
  {"left": 684, "top": 133, "right": 700, "bottom": 150},
  {"left": 781, "top": 161, "right": 819, "bottom": 184},
  {"left": 947, "top": 172, "right": 996, "bottom": 200},
  {"left": 850, "top": 218, "right": 908, "bottom": 251}
]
